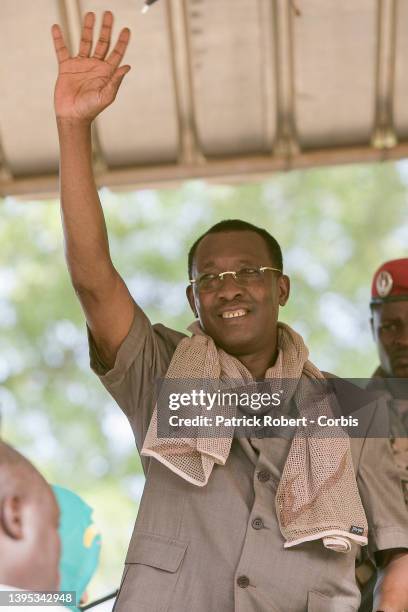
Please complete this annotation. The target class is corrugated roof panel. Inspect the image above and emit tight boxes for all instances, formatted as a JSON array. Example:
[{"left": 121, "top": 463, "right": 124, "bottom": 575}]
[
  {"left": 81, "top": 0, "right": 180, "bottom": 166},
  {"left": 0, "top": 1, "right": 407, "bottom": 197},
  {"left": 394, "top": 0, "right": 408, "bottom": 141},
  {"left": 294, "top": 0, "right": 376, "bottom": 149},
  {"left": 0, "top": 0, "right": 60, "bottom": 175},
  {"left": 188, "top": 0, "right": 276, "bottom": 156}
]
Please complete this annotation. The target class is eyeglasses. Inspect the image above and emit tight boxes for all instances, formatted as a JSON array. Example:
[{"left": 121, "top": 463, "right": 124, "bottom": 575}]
[{"left": 190, "top": 266, "right": 282, "bottom": 292}]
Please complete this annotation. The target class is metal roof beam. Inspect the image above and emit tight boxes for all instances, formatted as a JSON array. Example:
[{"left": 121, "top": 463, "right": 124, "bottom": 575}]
[
  {"left": 58, "top": 0, "right": 107, "bottom": 172},
  {"left": 259, "top": 0, "right": 276, "bottom": 152},
  {"left": 372, "top": 0, "right": 398, "bottom": 148},
  {"left": 3, "top": 141, "right": 408, "bottom": 200},
  {"left": 166, "top": 0, "right": 203, "bottom": 165},
  {"left": 272, "top": 0, "right": 300, "bottom": 158},
  {"left": 0, "top": 133, "right": 12, "bottom": 182}
]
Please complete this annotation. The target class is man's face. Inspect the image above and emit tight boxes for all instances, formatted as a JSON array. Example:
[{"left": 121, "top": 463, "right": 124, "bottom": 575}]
[
  {"left": 187, "top": 231, "right": 289, "bottom": 357},
  {"left": 371, "top": 300, "right": 408, "bottom": 377}
]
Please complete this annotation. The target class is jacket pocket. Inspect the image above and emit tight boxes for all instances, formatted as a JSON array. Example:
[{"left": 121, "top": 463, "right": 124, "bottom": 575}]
[
  {"left": 308, "top": 591, "right": 357, "bottom": 612},
  {"left": 115, "top": 532, "right": 188, "bottom": 612}
]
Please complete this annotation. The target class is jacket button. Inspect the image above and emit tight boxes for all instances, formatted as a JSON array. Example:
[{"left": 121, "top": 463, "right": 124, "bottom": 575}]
[
  {"left": 252, "top": 517, "right": 264, "bottom": 530},
  {"left": 237, "top": 575, "right": 250, "bottom": 588},
  {"left": 257, "top": 470, "right": 271, "bottom": 482}
]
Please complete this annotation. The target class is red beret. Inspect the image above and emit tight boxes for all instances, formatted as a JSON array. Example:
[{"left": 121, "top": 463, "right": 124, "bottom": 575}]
[{"left": 371, "top": 258, "right": 408, "bottom": 304}]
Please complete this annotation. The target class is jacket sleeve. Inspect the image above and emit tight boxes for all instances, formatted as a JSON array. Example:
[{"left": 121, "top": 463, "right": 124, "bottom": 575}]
[{"left": 356, "top": 398, "right": 408, "bottom": 563}]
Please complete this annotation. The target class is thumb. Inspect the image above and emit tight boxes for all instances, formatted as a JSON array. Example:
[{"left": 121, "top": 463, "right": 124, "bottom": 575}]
[{"left": 110, "top": 65, "right": 131, "bottom": 90}]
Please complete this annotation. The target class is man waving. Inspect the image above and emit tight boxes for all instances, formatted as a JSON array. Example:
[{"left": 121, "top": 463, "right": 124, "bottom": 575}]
[{"left": 52, "top": 12, "right": 408, "bottom": 612}]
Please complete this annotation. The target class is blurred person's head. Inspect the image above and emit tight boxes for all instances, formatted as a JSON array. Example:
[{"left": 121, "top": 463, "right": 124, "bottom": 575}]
[
  {"left": 370, "top": 258, "right": 408, "bottom": 377},
  {"left": 0, "top": 440, "right": 60, "bottom": 590}
]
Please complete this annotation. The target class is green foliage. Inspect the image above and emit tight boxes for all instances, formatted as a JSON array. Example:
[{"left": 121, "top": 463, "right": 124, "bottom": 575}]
[{"left": 1, "top": 160, "right": 407, "bottom": 595}]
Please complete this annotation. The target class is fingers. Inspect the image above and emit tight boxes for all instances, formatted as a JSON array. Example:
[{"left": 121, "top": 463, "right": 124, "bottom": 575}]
[
  {"left": 106, "top": 28, "right": 131, "bottom": 69},
  {"left": 51, "top": 24, "right": 70, "bottom": 64},
  {"left": 52, "top": 12, "right": 130, "bottom": 68},
  {"left": 93, "top": 11, "right": 113, "bottom": 60},
  {"left": 78, "top": 12, "right": 95, "bottom": 58}
]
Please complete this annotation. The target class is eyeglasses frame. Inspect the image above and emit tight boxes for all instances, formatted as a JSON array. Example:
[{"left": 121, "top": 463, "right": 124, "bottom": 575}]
[{"left": 189, "top": 266, "right": 282, "bottom": 291}]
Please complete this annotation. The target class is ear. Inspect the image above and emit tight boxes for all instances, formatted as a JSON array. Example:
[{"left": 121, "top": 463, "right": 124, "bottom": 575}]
[
  {"left": 278, "top": 275, "right": 290, "bottom": 307},
  {"left": 186, "top": 285, "right": 198, "bottom": 317},
  {"left": 1, "top": 495, "right": 24, "bottom": 540}
]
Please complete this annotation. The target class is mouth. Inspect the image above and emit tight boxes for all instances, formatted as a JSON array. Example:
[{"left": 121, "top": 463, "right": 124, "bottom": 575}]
[
  {"left": 390, "top": 353, "right": 408, "bottom": 376},
  {"left": 220, "top": 308, "right": 249, "bottom": 319}
]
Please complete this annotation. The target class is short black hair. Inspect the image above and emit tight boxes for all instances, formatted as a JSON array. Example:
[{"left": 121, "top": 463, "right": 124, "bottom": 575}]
[{"left": 188, "top": 219, "right": 283, "bottom": 278}]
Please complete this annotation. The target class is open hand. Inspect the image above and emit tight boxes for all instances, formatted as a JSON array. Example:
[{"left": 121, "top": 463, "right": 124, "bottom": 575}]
[{"left": 52, "top": 11, "right": 131, "bottom": 123}]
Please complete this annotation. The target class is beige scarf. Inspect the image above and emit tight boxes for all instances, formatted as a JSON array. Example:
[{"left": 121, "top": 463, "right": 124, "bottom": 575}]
[{"left": 142, "top": 322, "right": 368, "bottom": 552}]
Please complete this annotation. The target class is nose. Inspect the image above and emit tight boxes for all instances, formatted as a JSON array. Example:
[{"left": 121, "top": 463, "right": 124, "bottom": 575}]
[{"left": 216, "top": 273, "right": 244, "bottom": 301}]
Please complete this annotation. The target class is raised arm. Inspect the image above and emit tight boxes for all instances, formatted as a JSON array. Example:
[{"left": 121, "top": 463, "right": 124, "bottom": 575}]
[{"left": 52, "top": 11, "right": 134, "bottom": 369}]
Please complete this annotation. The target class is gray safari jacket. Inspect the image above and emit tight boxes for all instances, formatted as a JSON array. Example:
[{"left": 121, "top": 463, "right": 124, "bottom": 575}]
[{"left": 89, "top": 306, "right": 408, "bottom": 612}]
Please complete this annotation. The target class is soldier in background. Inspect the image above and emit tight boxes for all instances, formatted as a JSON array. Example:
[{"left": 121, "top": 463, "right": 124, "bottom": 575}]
[
  {"left": 358, "top": 258, "right": 408, "bottom": 611},
  {"left": 370, "top": 258, "right": 408, "bottom": 504}
]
